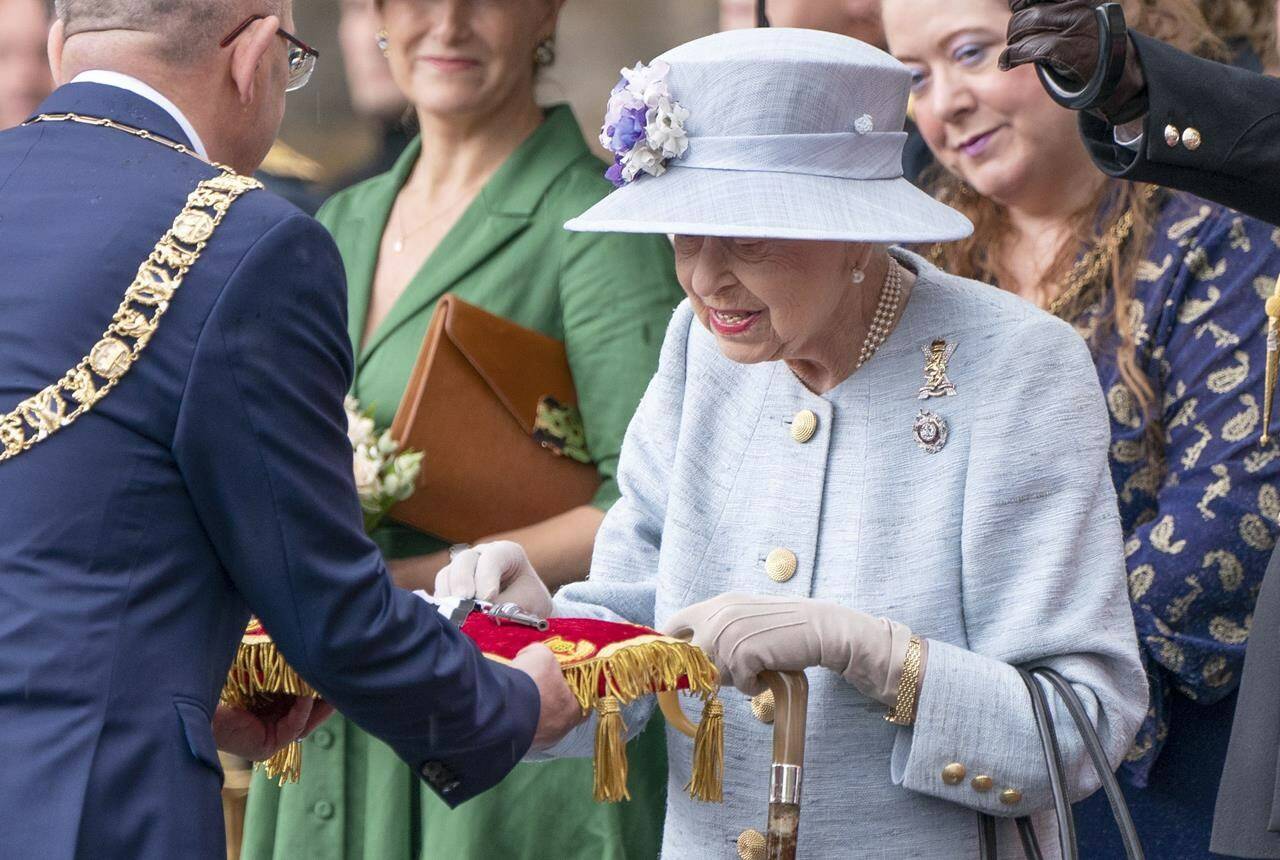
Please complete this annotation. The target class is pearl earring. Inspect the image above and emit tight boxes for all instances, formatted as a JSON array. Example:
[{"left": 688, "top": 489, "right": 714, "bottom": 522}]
[
  {"left": 851, "top": 268, "right": 866, "bottom": 284},
  {"left": 376, "top": 29, "right": 390, "bottom": 57}
]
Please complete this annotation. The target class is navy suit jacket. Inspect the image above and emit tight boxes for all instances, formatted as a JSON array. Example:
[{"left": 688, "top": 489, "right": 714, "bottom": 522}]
[
  {"left": 0, "top": 84, "right": 539, "bottom": 859},
  {"left": 1081, "top": 33, "right": 1280, "bottom": 225}
]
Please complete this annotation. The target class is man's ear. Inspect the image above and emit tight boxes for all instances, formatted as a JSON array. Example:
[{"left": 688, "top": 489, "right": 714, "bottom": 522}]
[
  {"left": 229, "top": 15, "right": 280, "bottom": 106},
  {"left": 48, "top": 18, "right": 66, "bottom": 86}
]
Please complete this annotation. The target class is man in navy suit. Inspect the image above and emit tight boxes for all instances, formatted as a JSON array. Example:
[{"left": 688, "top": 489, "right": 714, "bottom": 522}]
[{"left": 0, "top": 2, "right": 578, "bottom": 857}]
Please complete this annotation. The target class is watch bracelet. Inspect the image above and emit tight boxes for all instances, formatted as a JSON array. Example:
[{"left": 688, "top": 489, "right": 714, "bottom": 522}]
[{"left": 885, "top": 635, "right": 925, "bottom": 726}]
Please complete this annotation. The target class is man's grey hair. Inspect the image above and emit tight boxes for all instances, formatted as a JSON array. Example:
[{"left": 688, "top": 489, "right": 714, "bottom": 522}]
[{"left": 55, "top": 1, "right": 284, "bottom": 61}]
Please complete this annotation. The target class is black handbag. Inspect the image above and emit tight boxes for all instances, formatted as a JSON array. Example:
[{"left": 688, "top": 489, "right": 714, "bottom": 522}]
[{"left": 977, "top": 666, "right": 1145, "bottom": 860}]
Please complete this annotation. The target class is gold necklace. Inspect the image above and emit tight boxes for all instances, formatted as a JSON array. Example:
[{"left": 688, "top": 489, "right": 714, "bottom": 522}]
[
  {"left": 1048, "top": 185, "right": 1157, "bottom": 319},
  {"left": 20, "top": 111, "right": 235, "bottom": 172},
  {"left": 390, "top": 179, "right": 484, "bottom": 254},
  {"left": 1, "top": 114, "right": 260, "bottom": 462}
]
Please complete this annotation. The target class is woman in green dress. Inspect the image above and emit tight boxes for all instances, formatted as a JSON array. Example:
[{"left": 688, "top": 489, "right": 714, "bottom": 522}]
[{"left": 240, "top": 1, "right": 681, "bottom": 857}]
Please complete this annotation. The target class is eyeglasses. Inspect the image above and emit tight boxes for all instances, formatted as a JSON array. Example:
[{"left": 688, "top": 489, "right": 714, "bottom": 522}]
[{"left": 220, "top": 15, "right": 320, "bottom": 93}]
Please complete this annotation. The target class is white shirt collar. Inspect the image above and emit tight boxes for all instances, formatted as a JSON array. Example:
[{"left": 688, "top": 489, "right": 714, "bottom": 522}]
[{"left": 70, "top": 70, "right": 210, "bottom": 161}]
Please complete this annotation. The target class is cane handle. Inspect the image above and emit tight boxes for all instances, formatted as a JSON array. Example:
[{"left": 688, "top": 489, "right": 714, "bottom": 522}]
[
  {"left": 656, "top": 690, "right": 699, "bottom": 738},
  {"left": 1035, "top": 3, "right": 1128, "bottom": 111}
]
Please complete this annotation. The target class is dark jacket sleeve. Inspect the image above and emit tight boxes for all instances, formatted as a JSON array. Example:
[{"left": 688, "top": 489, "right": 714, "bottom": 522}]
[
  {"left": 1080, "top": 32, "right": 1280, "bottom": 225},
  {"left": 170, "top": 213, "right": 539, "bottom": 806}
]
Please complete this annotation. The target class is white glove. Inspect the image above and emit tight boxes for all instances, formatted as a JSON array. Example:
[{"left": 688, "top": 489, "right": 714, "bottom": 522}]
[
  {"left": 661, "top": 592, "right": 914, "bottom": 701},
  {"left": 433, "top": 541, "right": 554, "bottom": 620}
]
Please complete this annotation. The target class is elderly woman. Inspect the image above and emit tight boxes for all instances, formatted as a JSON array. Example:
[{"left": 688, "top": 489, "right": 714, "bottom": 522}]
[{"left": 438, "top": 27, "right": 1147, "bottom": 857}]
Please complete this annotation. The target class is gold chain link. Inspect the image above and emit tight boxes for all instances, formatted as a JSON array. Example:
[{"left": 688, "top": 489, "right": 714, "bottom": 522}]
[{"left": 0, "top": 114, "right": 262, "bottom": 463}]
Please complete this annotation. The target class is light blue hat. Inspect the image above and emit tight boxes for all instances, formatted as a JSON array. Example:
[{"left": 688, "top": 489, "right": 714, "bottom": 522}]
[{"left": 566, "top": 27, "right": 973, "bottom": 244}]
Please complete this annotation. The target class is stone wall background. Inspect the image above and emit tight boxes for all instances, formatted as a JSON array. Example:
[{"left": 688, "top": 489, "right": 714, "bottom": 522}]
[{"left": 282, "top": 0, "right": 719, "bottom": 179}]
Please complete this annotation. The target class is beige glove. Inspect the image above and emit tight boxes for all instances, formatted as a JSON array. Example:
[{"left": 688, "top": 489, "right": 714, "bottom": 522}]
[
  {"left": 433, "top": 540, "right": 554, "bottom": 620},
  {"left": 661, "top": 593, "right": 915, "bottom": 701}
]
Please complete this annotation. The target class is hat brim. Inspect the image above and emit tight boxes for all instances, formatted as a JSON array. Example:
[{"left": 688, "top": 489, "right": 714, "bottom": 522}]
[{"left": 565, "top": 167, "right": 973, "bottom": 244}]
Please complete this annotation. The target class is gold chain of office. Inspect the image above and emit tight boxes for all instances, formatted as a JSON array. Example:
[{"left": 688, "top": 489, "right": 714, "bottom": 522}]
[{"left": 0, "top": 113, "right": 262, "bottom": 463}]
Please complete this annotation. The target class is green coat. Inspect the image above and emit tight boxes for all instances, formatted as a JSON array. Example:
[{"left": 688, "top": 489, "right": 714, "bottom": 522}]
[{"left": 241, "top": 105, "right": 681, "bottom": 860}]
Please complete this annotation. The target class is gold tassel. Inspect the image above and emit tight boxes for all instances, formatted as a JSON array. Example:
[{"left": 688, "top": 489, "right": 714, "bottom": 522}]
[
  {"left": 593, "top": 696, "right": 630, "bottom": 802},
  {"left": 262, "top": 741, "right": 303, "bottom": 786},
  {"left": 220, "top": 618, "right": 316, "bottom": 785},
  {"left": 686, "top": 697, "right": 724, "bottom": 802}
]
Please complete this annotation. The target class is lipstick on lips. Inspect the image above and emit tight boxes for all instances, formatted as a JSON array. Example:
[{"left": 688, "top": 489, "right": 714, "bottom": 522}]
[
  {"left": 956, "top": 126, "right": 1002, "bottom": 158},
  {"left": 422, "top": 56, "right": 480, "bottom": 72},
  {"left": 708, "top": 308, "right": 763, "bottom": 336}
]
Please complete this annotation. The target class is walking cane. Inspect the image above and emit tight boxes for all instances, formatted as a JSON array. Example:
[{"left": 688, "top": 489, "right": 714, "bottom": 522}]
[{"left": 659, "top": 669, "right": 809, "bottom": 860}]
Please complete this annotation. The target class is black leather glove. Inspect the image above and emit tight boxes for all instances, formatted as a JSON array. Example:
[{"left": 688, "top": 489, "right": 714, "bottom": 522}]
[{"left": 999, "top": 0, "right": 1148, "bottom": 124}]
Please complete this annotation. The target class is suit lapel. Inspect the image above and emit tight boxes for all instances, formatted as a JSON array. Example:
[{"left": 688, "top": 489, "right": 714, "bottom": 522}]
[{"left": 357, "top": 105, "right": 590, "bottom": 364}]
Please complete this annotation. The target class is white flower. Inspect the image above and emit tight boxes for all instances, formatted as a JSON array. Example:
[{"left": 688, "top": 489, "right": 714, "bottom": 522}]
[
  {"left": 623, "top": 60, "right": 672, "bottom": 108},
  {"left": 855, "top": 113, "right": 875, "bottom": 135},
  {"left": 376, "top": 429, "right": 399, "bottom": 457},
  {"left": 645, "top": 97, "right": 690, "bottom": 159},
  {"left": 352, "top": 446, "right": 382, "bottom": 496},
  {"left": 621, "top": 144, "right": 666, "bottom": 182},
  {"left": 345, "top": 397, "right": 375, "bottom": 448}
]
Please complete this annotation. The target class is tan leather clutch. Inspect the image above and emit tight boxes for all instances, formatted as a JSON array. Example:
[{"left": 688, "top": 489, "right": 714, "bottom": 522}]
[{"left": 388, "top": 294, "right": 600, "bottom": 543}]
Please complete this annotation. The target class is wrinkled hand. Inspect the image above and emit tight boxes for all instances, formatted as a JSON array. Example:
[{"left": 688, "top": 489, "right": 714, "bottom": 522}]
[
  {"left": 511, "top": 644, "right": 587, "bottom": 750},
  {"left": 661, "top": 593, "right": 913, "bottom": 701},
  {"left": 999, "top": 0, "right": 1147, "bottom": 123},
  {"left": 213, "top": 696, "right": 335, "bottom": 761},
  {"left": 434, "top": 541, "right": 554, "bottom": 620}
]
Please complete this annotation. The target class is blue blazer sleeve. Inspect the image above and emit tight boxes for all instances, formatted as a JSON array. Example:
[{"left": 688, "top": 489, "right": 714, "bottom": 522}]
[{"left": 170, "top": 213, "right": 539, "bottom": 805}]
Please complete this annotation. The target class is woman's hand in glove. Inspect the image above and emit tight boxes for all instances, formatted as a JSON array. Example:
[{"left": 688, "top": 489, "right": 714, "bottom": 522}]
[
  {"left": 660, "top": 593, "right": 916, "bottom": 702},
  {"left": 433, "top": 541, "right": 554, "bottom": 620}
]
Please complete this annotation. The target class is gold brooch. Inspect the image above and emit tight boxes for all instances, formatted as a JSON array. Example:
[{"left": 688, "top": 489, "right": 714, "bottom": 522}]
[
  {"left": 918, "top": 339, "right": 957, "bottom": 399},
  {"left": 914, "top": 410, "right": 948, "bottom": 454}
]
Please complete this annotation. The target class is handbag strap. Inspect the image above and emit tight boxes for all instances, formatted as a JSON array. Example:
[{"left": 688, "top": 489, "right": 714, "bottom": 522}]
[
  {"left": 1032, "top": 667, "right": 1144, "bottom": 860},
  {"left": 1018, "top": 666, "right": 1078, "bottom": 859}
]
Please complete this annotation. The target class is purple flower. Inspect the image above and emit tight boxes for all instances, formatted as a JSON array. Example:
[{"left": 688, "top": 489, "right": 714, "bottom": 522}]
[
  {"left": 605, "top": 159, "right": 627, "bottom": 188},
  {"left": 608, "top": 104, "right": 649, "bottom": 154}
]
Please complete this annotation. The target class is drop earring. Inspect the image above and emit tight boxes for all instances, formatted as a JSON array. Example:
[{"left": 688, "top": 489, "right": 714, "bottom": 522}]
[
  {"left": 851, "top": 268, "right": 866, "bottom": 284},
  {"left": 534, "top": 37, "right": 556, "bottom": 68},
  {"left": 376, "top": 29, "right": 390, "bottom": 57}
]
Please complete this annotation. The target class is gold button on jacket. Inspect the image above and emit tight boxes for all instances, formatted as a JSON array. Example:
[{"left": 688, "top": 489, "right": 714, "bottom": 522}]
[
  {"left": 765, "top": 548, "right": 798, "bottom": 582},
  {"left": 970, "top": 775, "right": 993, "bottom": 792},
  {"left": 790, "top": 409, "right": 818, "bottom": 443},
  {"left": 941, "top": 762, "right": 966, "bottom": 785},
  {"left": 737, "top": 828, "right": 766, "bottom": 860},
  {"left": 1164, "top": 124, "right": 1181, "bottom": 147},
  {"left": 1182, "top": 127, "right": 1202, "bottom": 150},
  {"left": 1000, "top": 788, "right": 1023, "bottom": 805}
]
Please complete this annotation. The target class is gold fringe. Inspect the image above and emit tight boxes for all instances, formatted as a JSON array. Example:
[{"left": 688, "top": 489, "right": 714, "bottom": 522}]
[
  {"left": 220, "top": 634, "right": 316, "bottom": 709},
  {"left": 219, "top": 622, "right": 316, "bottom": 785},
  {"left": 686, "top": 697, "right": 724, "bottom": 802},
  {"left": 592, "top": 696, "right": 630, "bottom": 803},
  {"left": 261, "top": 742, "right": 303, "bottom": 786},
  {"left": 561, "top": 639, "right": 719, "bottom": 712}
]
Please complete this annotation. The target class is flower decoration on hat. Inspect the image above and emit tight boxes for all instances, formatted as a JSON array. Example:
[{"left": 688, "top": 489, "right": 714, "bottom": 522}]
[{"left": 599, "top": 61, "right": 690, "bottom": 188}]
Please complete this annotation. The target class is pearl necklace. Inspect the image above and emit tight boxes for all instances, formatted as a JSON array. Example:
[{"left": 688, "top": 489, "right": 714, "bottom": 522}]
[{"left": 855, "top": 257, "right": 904, "bottom": 371}]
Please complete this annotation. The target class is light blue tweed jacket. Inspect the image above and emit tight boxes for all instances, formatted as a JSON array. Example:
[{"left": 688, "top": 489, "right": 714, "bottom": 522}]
[{"left": 541, "top": 250, "right": 1148, "bottom": 859}]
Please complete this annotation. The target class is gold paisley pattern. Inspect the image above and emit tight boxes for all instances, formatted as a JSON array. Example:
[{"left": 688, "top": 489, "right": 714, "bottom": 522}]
[
  {"left": 1209, "top": 616, "right": 1251, "bottom": 645},
  {"left": 1202, "top": 549, "right": 1244, "bottom": 591},
  {"left": 1107, "top": 383, "right": 1142, "bottom": 429},
  {"left": 1221, "top": 393, "right": 1261, "bottom": 442},
  {"left": 1176, "top": 284, "right": 1221, "bottom": 323},
  {"left": 1149, "top": 515, "right": 1187, "bottom": 554},
  {"left": 1180, "top": 423, "right": 1214, "bottom": 471},
  {"left": 1129, "top": 564, "right": 1155, "bottom": 601},
  {"left": 1196, "top": 464, "right": 1231, "bottom": 519},
  {"left": 1206, "top": 350, "right": 1250, "bottom": 394},
  {"left": 1070, "top": 193, "right": 1277, "bottom": 782},
  {"left": 1195, "top": 319, "right": 1240, "bottom": 349},
  {"left": 1240, "top": 513, "right": 1276, "bottom": 551}
]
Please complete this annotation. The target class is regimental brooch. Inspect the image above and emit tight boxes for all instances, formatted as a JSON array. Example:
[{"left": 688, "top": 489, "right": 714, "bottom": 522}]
[
  {"left": 918, "top": 339, "right": 957, "bottom": 399},
  {"left": 913, "top": 410, "right": 948, "bottom": 454}
]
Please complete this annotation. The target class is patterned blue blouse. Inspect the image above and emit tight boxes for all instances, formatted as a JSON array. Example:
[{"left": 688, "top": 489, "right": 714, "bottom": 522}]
[{"left": 1072, "top": 191, "right": 1280, "bottom": 786}]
